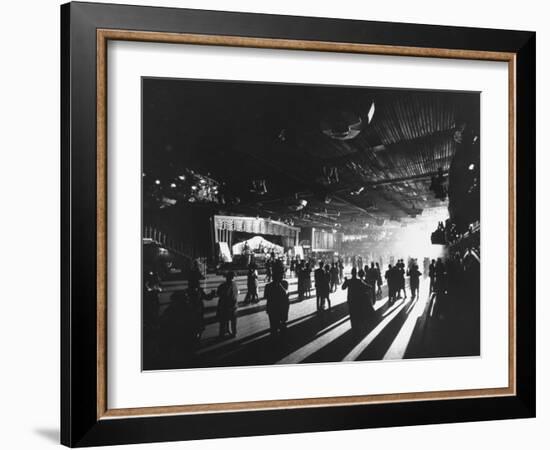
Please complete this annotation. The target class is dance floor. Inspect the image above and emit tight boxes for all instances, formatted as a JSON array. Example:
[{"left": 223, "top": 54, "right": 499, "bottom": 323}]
[{"left": 152, "top": 268, "right": 478, "bottom": 370}]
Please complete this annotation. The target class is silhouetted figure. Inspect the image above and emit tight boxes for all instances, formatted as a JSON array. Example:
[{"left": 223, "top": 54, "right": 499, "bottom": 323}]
[
  {"left": 304, "top": 262, "right": 312, "bottom": 298},
  {"left": 385, "top": 264, "right": 397, "bottom": 304},
  {"left": 265, "top": 252, "right": 275, "bottom": 282},
  {"left": 187, "top": 260, "right": 204, "bottom": 290},
  {"left": 375, "top": 262, "right": 383, "bottom": 298},
  {"left": 290, "top": 257, "right": 297, "bottom": 276},
  {"left": 407, "top": 264, "right": 422, "bottom": 299},
  {"left": 264, "top": 262, "right": 290, "bottom": 336},
  {"left": 423, "top": 257, "right": 430, "bottom": 279},
  {"left": 321, "top": 264, "right": 332, "bottom": 311},
  {"left": 216, "top": 271, "right": 239, "bottom": 338},
  {"left": 299, "top": 260, "right": 312, "bottom": 300},
  {"left": 186, "top": 286, "right": 217, "bottom": 340},
  {"left": 296, "top": 260, "right": 304, "bottom": 300},
  {"left": 244, "top": 264, "right": 259, "bottom": 304},
  {"left": 159, "top": 290, "right": 197, "bottom": 365},
  {"left": 396, "top": 259, "right": 407, "bottom": 299},
  {"left": 342, "top": 268, "right": 373, "bottom": 336},
  {"left": 330, "top": 263, "right": 340, "bottom": 292},
  {"left": 314, "top": 262, "right": 325, "bottom": 311},
  {"left": 365, "top": 262, "right": 377, "bottom": 301}
]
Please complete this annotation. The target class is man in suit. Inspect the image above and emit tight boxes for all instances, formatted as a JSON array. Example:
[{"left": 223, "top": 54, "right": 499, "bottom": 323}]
[
  {"left": 407, "top": 263, "right": 422, "bottom": 299},
  {"left": 314, "top": 261, "right": 325, "bottom": 311},
  {"left": 264, "top": 261, "right": 290, "bottom": 336}
]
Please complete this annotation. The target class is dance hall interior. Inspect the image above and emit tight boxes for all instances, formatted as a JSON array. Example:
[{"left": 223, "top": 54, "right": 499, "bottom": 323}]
[{"left": 142, "top": 78, "right": 481, "bottom": 370}]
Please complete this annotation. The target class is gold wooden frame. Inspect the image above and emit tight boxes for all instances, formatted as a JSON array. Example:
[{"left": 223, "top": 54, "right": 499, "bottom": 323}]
[{"left": 96, "top": 29, "right": 517, "bottom": 420}]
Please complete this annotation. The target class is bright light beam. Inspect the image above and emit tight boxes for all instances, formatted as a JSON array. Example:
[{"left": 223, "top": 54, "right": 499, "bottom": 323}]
[
  {"left": 383, "top": 280, "right": 430, "bottom": 360},
  {"left": 343, "top": 301, "right": 408, "bottom": 361}
]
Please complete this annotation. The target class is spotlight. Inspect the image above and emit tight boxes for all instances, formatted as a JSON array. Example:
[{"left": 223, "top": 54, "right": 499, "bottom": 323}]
[
  {"left": 178, "top": 175, "right": 186, "bottom": 181},
  {"left": 468, "top": 163, "right": 475, "bottom": 171},
  {"left": 170, "top": 183, "right": 176, "bottom": 188},
  {"left": 161, "top": 197, "right": 177, "bottom": 206},
  {"left": 155, "top": 179, "right": 161, "bottom": 185}
]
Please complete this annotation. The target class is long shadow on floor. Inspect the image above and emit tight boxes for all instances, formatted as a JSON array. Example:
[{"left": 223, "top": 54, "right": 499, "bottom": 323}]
[
  {"left": 215, "top": 292, "right": 398, "bottom": 368},
  {"left": 147, "top": 285, "right": 401, "bottom": 370},
  {"left": 301, "top": 296, "right": 409, "bottom": 363},
  {"left": 197, "top": 309, "right": 320, "bottom": 357},
  {"left": 356, "top": 297, "right": 417, "bottom": 361},
  {"left": 196, "top": 302, "right": 352, "bottom": 368}
]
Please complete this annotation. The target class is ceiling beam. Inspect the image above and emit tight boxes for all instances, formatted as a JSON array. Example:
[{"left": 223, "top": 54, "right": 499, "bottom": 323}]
[
  {"left": 368, "top": 170, "right": 448, "bottom": 187},
  {"left": 322, "top": 127, "right": 457, "bottom": 167},
  {"left": 332, "top": 194, "right": 377, "bottom": 220}
]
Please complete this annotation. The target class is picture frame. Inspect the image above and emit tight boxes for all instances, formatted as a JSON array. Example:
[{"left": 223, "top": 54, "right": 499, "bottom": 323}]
[{"left": 61, "top": 1, "right": 536, "bottom": 447}]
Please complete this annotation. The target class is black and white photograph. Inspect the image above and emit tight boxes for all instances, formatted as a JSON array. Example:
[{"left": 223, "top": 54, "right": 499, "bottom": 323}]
[
  {"left": 141, "top": 78, "right": 481, "bottom": 371},
  {"left": 0, "top": 0, "right": 542, "bottom": 447}
]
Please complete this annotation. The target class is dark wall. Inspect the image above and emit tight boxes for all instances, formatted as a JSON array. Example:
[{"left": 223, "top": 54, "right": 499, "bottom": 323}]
[
  {"left": 143, "top": 204, "right": 214, "bottom": 262},
  {"left": 447, "top": 94, "right": 481, "bottom": 233},
  {"left": 448, "top": 136, "right": 480, "bottom": 232}
]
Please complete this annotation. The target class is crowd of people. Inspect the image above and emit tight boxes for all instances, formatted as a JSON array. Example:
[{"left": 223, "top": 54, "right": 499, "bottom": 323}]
[
  {"left": 384, "top": 259, "right": 423, "bottom": 303},
  {"left": 431, "top": 219, "right": 460, "bottom": 245},
  {"left": 143, "top": 248, "right": 479, "bottom": 367}
]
